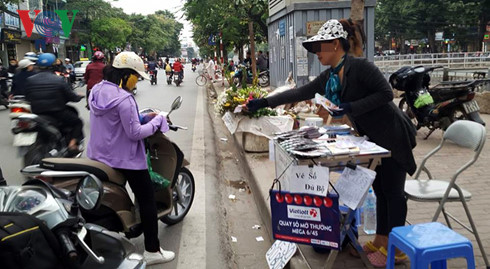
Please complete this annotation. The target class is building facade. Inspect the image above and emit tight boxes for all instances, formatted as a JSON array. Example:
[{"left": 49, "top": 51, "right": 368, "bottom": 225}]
[{"left": 267, "top": 0, "right": 376, "bottom": 88}]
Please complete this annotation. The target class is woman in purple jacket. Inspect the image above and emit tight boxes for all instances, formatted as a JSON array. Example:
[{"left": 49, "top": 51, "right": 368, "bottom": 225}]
[{"left": 87, "top": 51, "right": 174, "bottom": 265}]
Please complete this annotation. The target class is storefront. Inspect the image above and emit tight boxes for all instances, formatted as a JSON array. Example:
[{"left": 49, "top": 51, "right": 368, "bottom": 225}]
[{"left": 0, "top": 3, "right": 21, "bottom": 64}]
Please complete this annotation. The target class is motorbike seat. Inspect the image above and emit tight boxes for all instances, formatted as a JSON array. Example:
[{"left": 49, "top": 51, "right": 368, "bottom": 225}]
[{"left": 39, "top": 158, "right": 126, "bottom": 185}]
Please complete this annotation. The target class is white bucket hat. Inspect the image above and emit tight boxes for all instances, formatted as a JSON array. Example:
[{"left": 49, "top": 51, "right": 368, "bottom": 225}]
[
  {"left": 302, "top": 19, "right": 348, "bottom": 52},
  {"left": 18, "top": 59, "right": 35, "bottom": 69},
  {"left": 113, "top": 51, "right": 150, "bottom": 80}
]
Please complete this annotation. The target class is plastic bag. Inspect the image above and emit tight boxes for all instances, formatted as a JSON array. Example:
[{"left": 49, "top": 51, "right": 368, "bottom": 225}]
[{"left": 146, "top": 151, "right": 170, "bottom": 188}]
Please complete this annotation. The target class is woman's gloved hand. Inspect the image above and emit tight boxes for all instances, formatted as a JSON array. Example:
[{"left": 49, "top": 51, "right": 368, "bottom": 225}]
[
  {"left": 329, "top": 103, "right": 351, "bottom": 117},
  {"left": 246, "top": 98, "right": 269, "bottom": 112}
]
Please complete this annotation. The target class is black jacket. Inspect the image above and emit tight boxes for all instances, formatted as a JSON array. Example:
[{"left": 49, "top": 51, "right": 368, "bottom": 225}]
[
  {"left": 267, "top": 55, "right": 417, "bottom": 175},
  {"left": 11, "top": 70, "right": 35, "bottom": 96},
  {"left": 25, "top": 71, "right": 82, "bottom": 113}
]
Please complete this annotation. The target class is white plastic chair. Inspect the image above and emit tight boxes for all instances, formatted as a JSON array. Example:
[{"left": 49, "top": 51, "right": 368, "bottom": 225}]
[{"left": 404, "top": 120, "right": 489, "bottom": 268}]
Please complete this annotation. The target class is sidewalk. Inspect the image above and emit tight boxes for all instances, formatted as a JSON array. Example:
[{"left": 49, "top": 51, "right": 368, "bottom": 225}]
[{"left": 210, "top": 82, "right": 490, "bottom": 268}]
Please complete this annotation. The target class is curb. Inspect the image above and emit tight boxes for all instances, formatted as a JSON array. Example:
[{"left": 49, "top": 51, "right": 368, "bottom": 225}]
[{"left": 206, "top": 82, "right": 311, "bottom": 269}]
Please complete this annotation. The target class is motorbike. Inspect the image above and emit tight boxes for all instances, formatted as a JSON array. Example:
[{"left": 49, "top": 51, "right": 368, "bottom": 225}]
[
  {"left": 21, "top": 96, "right": 195, "bottom": 239},
  {"left": 0, "top": 172, "right": 146, "bottom": 269},
  {"left": 166, "top": 72, "right": 172, "bottom": 85},
  {"left": 149, "top": 70, "right": 157, "bottom": 85},
  {"left": 390, "top": 65, "right": 486, "bottom": 139},
  {"left": 174, "top": 71, "right": 183, "bottom": 86},
  {"left": 11, "top": 105, "right": 84, "bottom": 166},
  {"left": 233, "top": 65, "right": 269, "bottom": 87},
  {"left": 192, "top": 64, "right": 196, "bottom": 72}
]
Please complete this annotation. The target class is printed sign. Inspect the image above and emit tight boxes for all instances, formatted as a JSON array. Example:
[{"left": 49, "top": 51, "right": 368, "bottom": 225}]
[
  {"left": 266, "top": 240, "right": 297, "bottom": 269},
  {"left": 306, "top": 21, "right": 325, "bottom": 37},
  {"left": 289, "top": 165, "right": 329, "bottom": 196},
  {"left": 279, "top": 19, "right": 286, "bottom": 37},
  {"left": 270, "top": 190, "right": 340, "bottom": 249}
]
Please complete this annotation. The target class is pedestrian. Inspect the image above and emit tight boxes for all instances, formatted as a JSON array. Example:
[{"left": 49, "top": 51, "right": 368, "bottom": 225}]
[
  {"left": 246, "top": 19, "right": 416, "bottom": 267},
  {"left": 8, "top": 59, "right": 18, "bottom": 74},
  {"left": 86, "top": 51, "right": 175, "bottom": 265},
  {"left": 84, "top": 51, "right": 106, "bottom": 108},
  {"left": 256, "top": 51, "right": 267, "bottom": 71},
  {"left": 10, "top": 59, "right": 35, "bottom": 97},
  {"left": 206, "top": 57, "right": 215, "bottom": 81}
]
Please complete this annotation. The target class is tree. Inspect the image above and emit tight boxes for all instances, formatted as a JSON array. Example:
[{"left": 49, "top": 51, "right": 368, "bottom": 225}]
[{"left": 90, "top": 17, "right": 131, "bottom": 51}]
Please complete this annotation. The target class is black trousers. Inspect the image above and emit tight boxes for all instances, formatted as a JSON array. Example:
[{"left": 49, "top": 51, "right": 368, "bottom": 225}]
[
  {"left": 372, "top": 157, "right": 408, "bottom": 235},
  {"left": 116, "top": 169, "right": 160, "bottom": 252},
  {"left": 42, "top": 107, "right": 84, "bottom": 143}
]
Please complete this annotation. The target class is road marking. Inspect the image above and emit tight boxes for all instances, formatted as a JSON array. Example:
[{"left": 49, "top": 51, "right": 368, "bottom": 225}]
[{"left": 177, "top": 85, "right": 206, "bottom": 268}]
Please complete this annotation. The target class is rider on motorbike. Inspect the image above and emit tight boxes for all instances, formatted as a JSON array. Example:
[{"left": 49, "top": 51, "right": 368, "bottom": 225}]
[
  {"left": 10, "top": 59, "right": 35, "bottom": 97},
  {"left": 173, "top": 58, "right": 183, "bottom": 80},
  {"left": 87, "top": 51, "right": 175, "bottom": 265},
  {"left": 64, "top": 58, "right": 75, "bottom": 83},
  {"left": 84, "top": 51, "right": 105, "bottom": 107},
  {"left": 24, "top": 53, "right": 84, "bottom": 157},
  {"left": 164, "top": 58, "right": 173, "bottom": 79},
  {"left": 147, "top": 57, "right": 158, "bottom": 79}
]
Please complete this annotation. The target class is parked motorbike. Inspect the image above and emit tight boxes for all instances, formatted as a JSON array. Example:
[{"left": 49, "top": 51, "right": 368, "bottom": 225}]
[
  {"left": 390, "top": 65, "right": 486, "bottom": 139},
  {"left": 233, "top": 65, "right": 269, "bottom": 87},
  {"left": 11, "top": 105, "right": 84, "bottom": 166},
  {"left": 0, "top": 173, "right": 146, "bottom": 269},
  {"left": 21, "top": 97, "right": 195, "bottom": 239},
  {"left": 174, "top": 71, "right": 183, "bottom": 86},
  {"left": 149, "top": 70, "right": 157, "bottom": 85}
]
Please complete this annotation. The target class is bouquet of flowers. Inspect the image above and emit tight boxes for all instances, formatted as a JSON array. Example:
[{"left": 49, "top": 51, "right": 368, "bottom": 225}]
[{"left": 215, "top": 85, "right": 277, "bottom": 118}]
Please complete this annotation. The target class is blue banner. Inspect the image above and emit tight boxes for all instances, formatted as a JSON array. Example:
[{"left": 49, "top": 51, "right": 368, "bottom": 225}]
[{"left": 270, "top": 190, "right": 341, "bottom": 249}]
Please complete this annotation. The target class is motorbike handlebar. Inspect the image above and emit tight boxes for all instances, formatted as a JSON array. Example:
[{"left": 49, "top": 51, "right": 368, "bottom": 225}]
[
  {"left": 168, "top": 124, "right": 188, "bottom": 131},
  {"left": 58, "top": 231, "right": 78, "bottom": 261}
]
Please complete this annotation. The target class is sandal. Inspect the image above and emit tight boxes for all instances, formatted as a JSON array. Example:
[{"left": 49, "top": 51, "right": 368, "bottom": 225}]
[
  {"left": 349, "top": 241, "right": 379, "bottom": 258},
  {"left": 367, "top": 246, "right": 408, "bottom": 268},
  {"left": 363, "top": 241, "right": 380, "bottom": 253}
]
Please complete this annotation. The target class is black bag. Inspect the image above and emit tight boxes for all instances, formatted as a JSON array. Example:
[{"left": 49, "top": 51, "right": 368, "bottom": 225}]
[{"left": 0, "top": 212, "right": 63, "bottom": 269}]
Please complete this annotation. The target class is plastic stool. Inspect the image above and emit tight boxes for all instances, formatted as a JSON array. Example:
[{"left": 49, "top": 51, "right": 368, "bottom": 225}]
[
  {"left": 386, "top": 222, "right": 476, "bottom": 269},
  {"left": 339, "top": 205, "right": 362, "bottom": 227}
]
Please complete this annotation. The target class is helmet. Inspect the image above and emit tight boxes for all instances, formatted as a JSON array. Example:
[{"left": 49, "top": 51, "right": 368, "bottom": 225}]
[
  {"left": 37, "top": 53, "right": 56, "bottom": 67},
  {"left": 24, "top": 52, "right": 38, "bottom": 62},
  {"left": 113, "top": 51, "right": 150, "bottom": 80},
  {"left": 18, "top": 59, "right": 35, "bottom": 69},
  {"left": 93, "top": 51, "right": 105, "bottom": 60},
  {"left": 64, "top": 58, "right": 71, "bottom": 62}
]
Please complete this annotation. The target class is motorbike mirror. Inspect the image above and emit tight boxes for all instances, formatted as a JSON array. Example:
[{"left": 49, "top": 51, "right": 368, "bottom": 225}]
[
  {"left": 171, "top": 96, "right": 183, "bottom": 111},
  {"left": 76, "top": 175, "right": 103, "bottom": 211}
]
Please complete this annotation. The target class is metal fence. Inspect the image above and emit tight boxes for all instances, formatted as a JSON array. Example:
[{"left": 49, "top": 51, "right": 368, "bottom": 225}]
[{"left": 375, "top": 53, "right": 490, "bottom": 72}]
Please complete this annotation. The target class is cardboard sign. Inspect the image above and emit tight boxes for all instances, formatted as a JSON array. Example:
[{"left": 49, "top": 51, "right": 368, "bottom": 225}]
[
  {"left": 289, "top": 165, "right": 329, "bottom": 196},
  {"left": 270, "top": 190, "right": 340, "bottom": 249},
  {"left": 266, "top": 240, "right": 297, "bottom": 269}
]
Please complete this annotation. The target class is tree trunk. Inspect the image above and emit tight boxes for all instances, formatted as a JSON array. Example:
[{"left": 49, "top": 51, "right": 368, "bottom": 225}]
[
  {"left": 350, "top": 0, "right": 365, "bottom": 24},
  {"left": 249, "top": 20, "right": 257, "bottom": 79},
  {"left": 428, "top": 29, "right": 436, "bottom": 53}
]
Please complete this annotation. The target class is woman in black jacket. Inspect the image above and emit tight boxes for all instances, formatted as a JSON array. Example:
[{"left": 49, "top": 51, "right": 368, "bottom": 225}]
[{"left": 247, "top": 19, "right": 416, "bottom": 267}]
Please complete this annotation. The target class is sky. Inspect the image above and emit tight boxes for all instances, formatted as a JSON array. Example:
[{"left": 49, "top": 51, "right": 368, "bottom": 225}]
[{"left": 108, "top": 0, "right": 194, "bottom": 46}]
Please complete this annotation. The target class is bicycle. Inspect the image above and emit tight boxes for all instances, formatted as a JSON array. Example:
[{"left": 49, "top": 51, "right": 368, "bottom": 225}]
[{"left": 195, "top": 69, "right": 222, "bottom": 86}]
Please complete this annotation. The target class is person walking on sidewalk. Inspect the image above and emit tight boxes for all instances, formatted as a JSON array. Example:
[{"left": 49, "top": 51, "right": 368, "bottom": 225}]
[
  {"left": 87, "top": 51, "right": 175, "bottom": 265},
  {"left": 246, "top": 19, "right": 417, "bottom": 267}
]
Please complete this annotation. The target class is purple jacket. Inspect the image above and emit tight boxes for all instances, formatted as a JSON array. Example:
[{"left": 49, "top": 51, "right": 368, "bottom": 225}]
[{"left": 87, "top": 80, "right": 165, "bottom": 170}]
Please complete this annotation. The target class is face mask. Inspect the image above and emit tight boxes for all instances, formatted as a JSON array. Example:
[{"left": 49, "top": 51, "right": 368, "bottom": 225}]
[{"left": 120, "top": 74, "right": 139, "bottom": 91}]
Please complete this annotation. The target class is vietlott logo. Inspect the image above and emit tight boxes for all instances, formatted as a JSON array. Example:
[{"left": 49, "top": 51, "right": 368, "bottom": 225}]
[{"left": 16, "top": 10, "right": 78, "bottom": 38}]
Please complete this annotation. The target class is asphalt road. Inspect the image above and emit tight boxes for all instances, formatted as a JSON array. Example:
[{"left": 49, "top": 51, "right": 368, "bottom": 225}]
[{"left": 0, "top": 66, "right": 271, "bottom": 268}]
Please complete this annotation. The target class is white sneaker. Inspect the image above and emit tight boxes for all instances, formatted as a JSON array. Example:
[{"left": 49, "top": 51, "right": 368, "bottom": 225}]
[{"left": 144, "top": 247, "right": 175, "bottom": 265}]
